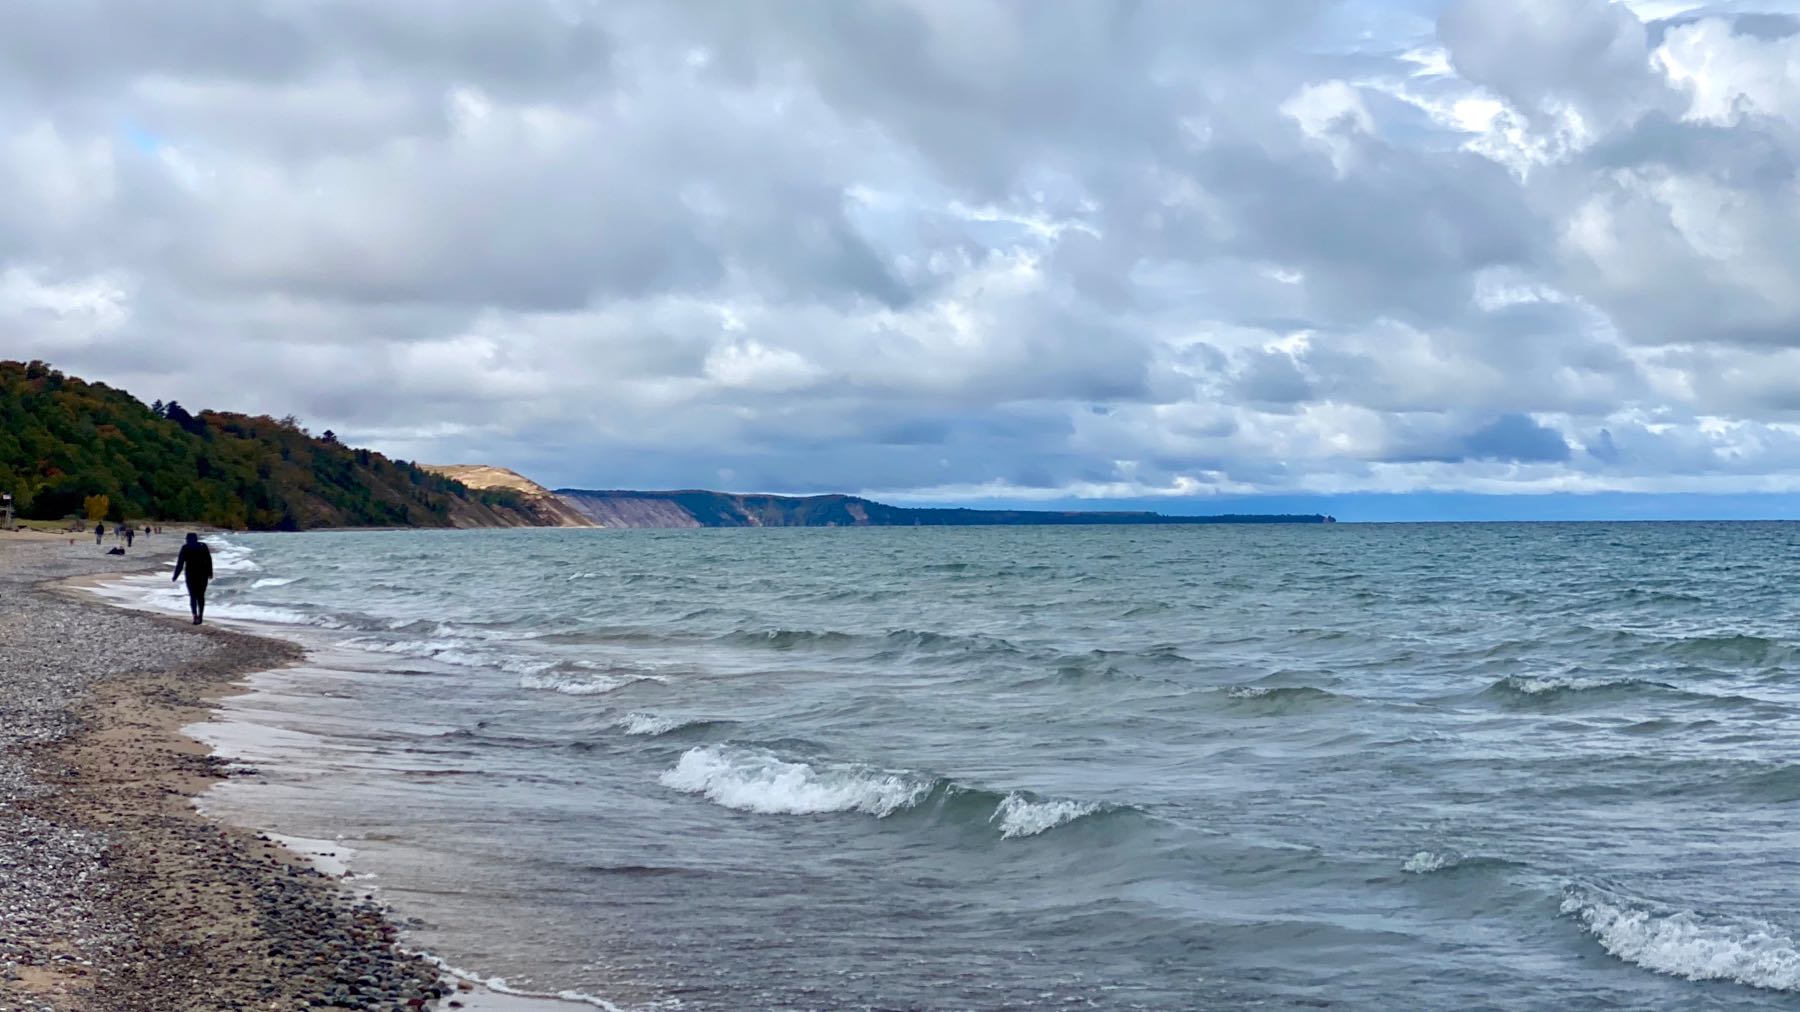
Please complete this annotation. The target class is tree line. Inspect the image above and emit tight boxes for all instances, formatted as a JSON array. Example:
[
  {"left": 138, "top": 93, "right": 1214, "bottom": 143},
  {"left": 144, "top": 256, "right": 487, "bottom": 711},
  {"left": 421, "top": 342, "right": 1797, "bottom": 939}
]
[{"left": 0, "top": 360, "right": 530, "bottom": 530}]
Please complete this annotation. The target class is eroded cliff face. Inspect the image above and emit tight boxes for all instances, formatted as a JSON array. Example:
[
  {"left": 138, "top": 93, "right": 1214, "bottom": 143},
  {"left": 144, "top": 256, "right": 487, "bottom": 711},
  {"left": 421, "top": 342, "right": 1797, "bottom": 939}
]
[
  {"left": 422, "top": 465, "right": 600, "bottom": 528},
  {"left": 553, "top": 491, "right": 703, "bottom": 528}
]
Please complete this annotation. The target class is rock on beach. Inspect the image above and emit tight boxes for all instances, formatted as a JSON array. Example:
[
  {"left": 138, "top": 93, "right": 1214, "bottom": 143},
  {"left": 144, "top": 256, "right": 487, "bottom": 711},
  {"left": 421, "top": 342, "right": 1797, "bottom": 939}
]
[{"left": 0, "top": 535, "right": 450, "bottom": 1011}]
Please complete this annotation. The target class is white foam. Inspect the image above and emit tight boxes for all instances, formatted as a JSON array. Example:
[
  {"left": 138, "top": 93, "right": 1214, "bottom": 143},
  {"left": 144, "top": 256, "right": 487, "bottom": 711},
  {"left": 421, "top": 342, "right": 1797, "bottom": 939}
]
[
  {"left": 1225, "top": 685, "right": 1271, "bottom": 699},
  {"left": 659, "top": 745, "right": 931, "bottom": 817},
  {"left": 616, "top": 712, "right": 685, "bottom": 735},
  {"left": 991, "top": 793, "right": 1103, "bottom": 839},
  {"left": 345, "top": 636, "right": 483, "bottom": 657},
  {"left": 207, "top": 602, "right": 322, "bottom": 626},
  {"left": 1503, "top": 675, "right": 1620, "bottom": 694},
  {"left": 520, "top": 672, "right": 642, "bottom": 696},
  {"left": 1402, "top": 850, "right": 1457, "bottom": 874},
  {"left": 206, "top": 538, "right": 262, "bottom": 573},
  {"left": 341, "top": 636, "right": 555, "bottom": 675},
  {"left": 251, "top": 576, "right": 301, "bottom": 588},
  {"left": 421, "top": 954, "right": 633, "bottom": 1011},
  {"left": 1563, "top": 889, "right": 1800, "bottom": 991}
]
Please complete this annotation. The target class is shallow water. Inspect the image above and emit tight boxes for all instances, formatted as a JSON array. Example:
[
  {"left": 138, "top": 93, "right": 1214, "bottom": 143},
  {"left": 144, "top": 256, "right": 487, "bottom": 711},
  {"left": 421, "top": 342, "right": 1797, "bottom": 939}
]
[{"left": 108, "top": 523, "right": 1800, "bottom": 1009}]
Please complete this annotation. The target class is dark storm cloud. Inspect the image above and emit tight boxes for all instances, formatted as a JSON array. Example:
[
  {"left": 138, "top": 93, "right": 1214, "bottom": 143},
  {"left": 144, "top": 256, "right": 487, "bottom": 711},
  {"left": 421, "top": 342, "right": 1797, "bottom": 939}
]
[{"left": 12, "top": 0, "right": 1800, "bottom": 501}]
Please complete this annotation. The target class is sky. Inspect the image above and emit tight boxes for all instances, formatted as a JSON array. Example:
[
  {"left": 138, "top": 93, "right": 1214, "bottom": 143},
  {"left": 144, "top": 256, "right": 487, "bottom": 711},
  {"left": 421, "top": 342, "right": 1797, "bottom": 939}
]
[{"left": 9, "top": 0, "right": 1800, "bottom": 521}]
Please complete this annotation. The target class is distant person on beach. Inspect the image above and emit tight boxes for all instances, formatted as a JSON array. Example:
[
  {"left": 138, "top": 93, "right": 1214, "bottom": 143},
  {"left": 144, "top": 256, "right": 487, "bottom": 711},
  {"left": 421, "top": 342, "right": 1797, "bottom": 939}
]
[
  {"left": 125, "top": 527, "right": 134, "bottom": 548},
  {"left": 172, "top": 533, "right": 214, "bottom": 625},
  {"left": 94, "top": 521, "right": 104, "bottom": 545}
]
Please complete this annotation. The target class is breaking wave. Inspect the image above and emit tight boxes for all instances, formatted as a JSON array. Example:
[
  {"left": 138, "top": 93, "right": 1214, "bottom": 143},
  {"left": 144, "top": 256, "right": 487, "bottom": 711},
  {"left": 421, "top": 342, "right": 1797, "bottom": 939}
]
[
  {"left": 615, "top": 712, "right": 723, "bottom": 736},
  {"left": 521, "top": 671, "right": 661, "bottom": 696},
  {"left": 1403, "top": 850, "right": 1458, "bottom": 874},
  {"left": 659, "top": 746, "right": 1128, "bottom": 837},
  {"left": 990, "top": 793, "right": 1105, "bottom": 839},
  {"left": 659, "top": 745, "right": 932, "bottom": 817},
  {"left": 1484, "top": 675, "right": 1676, "bottom": 701},
  {"left": 1562, "top": 888, "right": 1800, "bottom": 992}
]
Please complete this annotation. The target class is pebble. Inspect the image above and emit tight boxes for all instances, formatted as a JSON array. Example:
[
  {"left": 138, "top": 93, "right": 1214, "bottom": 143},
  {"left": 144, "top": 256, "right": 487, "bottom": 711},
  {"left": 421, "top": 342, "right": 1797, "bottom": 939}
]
[{"left": 0, "top": 539, "right": 453, "bottom": 1011}]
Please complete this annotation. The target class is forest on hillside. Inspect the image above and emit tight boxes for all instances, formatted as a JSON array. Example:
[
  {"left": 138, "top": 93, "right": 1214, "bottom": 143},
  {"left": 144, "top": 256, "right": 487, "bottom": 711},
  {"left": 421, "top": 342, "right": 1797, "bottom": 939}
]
[{"left": 0, "top": 360, "right": 533, "bottom": 530}]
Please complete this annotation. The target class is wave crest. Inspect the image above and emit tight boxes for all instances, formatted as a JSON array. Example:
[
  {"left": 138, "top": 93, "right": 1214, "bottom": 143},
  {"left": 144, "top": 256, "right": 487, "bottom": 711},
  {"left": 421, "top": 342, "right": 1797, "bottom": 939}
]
[
  {"left": 660, "top": 746, "right": 933, "bottom": 817},
  {"left": 659, "top": 748, "right": 1126, "bottom": 838},
  {"left": 1486, "top": 675, "right": 1670, "bottom": 699},
  {"left": 1217, "top": 685, "right": 1351, "bottom": 711},
  {"left": 1403, "top": 850, "right": 1458, "bottom": 874},
  {"left": 1562, "top": 888, "right": 1800, "bottom": 992},
  {"left": 521, "top": 672, "right": 654, "bottom": 696},
  {"left": 616, "top": 712, "right": 721, "bottom": 736},
  {"left": 991, "top": 793, "right": 1105, "bottom": 839}
]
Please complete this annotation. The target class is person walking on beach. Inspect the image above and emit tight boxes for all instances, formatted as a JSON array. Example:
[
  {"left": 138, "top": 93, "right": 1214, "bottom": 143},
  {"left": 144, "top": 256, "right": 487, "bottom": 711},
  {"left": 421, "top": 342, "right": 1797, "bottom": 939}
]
[
  {"left": 94, "top": 521, "right": 104, "bottom": 545},
  {"left": 125, "top": 526, "right": 134, "bottom": 548},
  {"left": 172, "top": 533, "right": 214, "bottom": 625}
]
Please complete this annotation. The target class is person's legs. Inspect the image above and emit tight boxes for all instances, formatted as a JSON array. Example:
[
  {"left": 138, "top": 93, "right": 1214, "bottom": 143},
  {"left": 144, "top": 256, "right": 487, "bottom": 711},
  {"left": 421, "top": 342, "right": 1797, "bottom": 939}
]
[{"left": 188, "top": 578, "right": 207, "bottom": 624}]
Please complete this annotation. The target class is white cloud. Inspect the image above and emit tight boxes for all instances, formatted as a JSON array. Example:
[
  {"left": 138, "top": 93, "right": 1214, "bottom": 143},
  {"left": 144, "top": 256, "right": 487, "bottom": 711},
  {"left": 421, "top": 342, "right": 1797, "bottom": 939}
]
[{"left": 9, "top": 0, "right": 1800, "bottom": 501}]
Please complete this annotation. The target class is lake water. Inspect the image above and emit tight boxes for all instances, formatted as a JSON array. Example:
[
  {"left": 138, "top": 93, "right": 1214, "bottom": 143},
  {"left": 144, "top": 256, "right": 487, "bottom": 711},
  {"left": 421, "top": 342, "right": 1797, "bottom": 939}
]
[{"left": 103, "top": 523, "right": 1800, "bottom": 1009}]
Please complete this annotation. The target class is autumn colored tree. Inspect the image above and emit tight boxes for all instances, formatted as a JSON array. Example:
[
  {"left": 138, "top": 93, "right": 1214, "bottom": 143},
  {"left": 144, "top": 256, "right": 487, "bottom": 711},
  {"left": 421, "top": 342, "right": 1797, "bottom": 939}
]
[{"left": 0, "top": 360, "right": 528, "bottom": 531}]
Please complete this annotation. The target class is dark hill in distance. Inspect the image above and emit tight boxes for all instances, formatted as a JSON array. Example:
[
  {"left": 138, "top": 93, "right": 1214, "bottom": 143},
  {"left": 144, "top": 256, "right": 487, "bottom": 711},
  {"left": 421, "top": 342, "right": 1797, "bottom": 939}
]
[
  {"left": 0, "top": 359, "right": 540, "bottom": 530},
  {"left": 556, "top": 488, "right": 1333, "bottom": 528}
]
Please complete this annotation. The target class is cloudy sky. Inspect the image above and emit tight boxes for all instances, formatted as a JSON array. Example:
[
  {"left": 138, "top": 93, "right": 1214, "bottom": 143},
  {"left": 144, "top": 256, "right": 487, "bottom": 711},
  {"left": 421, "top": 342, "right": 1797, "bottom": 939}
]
[{"left": 9, "top": 0, "right": 1800, "bottom": 519}]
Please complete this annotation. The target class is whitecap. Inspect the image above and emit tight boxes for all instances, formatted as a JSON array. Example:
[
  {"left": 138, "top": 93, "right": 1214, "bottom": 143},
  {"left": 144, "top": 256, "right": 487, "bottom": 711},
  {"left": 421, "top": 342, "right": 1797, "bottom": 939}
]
[
  {"left": 204, "top": 538, "right": 262, "bottom": 573},
  {"left": 1562, "top": 888, "right": 1800, "bottom": 992},
  {"left": 1503, "top": 675, "right": 1619, "bottom": 694},
  {"left": 1402, "top": 850, "right": 1457, "bottom": 874},
  {"left": 616, "top": 712, "right": 686, "bottom": 735},
  {"left": 250, "top": 576, "right": 301, "bottom": 589},
  {"left": 659, "top": 745, "right": 932, "bottom": 817},
  {"left": 991, "top": 792, "right": 1103, "bottom": 839},
  {"left": 520, "top": 672, "right": 637, "bottom": 696}
]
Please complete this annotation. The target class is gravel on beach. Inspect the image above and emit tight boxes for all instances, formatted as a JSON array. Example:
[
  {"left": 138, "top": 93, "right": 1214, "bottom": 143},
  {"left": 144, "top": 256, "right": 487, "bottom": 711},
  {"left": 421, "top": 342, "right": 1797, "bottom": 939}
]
[{"left": 0, "top": 536, "right": 459, "bottom": 1012}]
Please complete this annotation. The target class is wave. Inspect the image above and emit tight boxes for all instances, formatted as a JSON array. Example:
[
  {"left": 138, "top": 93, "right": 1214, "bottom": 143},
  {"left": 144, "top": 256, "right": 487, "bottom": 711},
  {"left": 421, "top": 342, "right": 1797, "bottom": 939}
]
[
  {"left": 1399, "top": 850, "right": 1521, "bottom": 875},
  {"left": 1668, "top": 633, "right": 1782, "bottom": 665},
  {"left": 990, "top": 792, "right": 1105, "bottom": 839},
  {"left": 520, "top": 672, "right": 661, "bottom": 696},
  {"left": 718, "top": 628, "right": 860, "bottom": 650},
  {"left": 342, "top": 636, "right": 555, "bottom": 675},
  {"left": 420, "top": 955, "right": 628, "bottom": 1011},
  {"left": 614, "top": 712, "right": 727, "bottom": 736},
  {"left": 205, "top": 539, "right": 262, "bottom": 574},
  {"left": 1562, "top": 888, "right": 1800, "bottom": 992},
  {"left": 1215, "top": 685, "right": 1353, "bottom": 712},
  {"left": 1484, "top": 675, "right": 1674, "bottom": 700},
  {"left": 250, "top": 576, "right": 301, "bottom": 589},
  {"left": 715, "top": 626, "right": 1027, "bottom": 661},
  {"left": 1403, "top": 850, "right": 1458, "bottom": 874},
  {"left": 659, "top": 745, "right": 933, "bottom": 817},
  {"left": 209, "top": 602, "right": 328, "bottom": 626},
  {"left": 659, "top": 746, "right": 1128, "bottom": 838}
]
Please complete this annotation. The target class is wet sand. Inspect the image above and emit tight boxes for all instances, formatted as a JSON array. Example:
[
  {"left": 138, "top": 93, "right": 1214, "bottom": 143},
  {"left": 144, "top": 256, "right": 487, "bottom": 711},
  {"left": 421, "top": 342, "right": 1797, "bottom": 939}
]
[{"left": 0, "top": 534, "right": 457, "bottom": 1011}]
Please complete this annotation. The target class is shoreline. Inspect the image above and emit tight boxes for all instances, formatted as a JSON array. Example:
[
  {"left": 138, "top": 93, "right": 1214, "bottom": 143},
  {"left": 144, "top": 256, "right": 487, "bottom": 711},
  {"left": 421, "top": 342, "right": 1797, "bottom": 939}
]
[{"left": 0, "top": 535, "right": 473, "bottom": 1011}]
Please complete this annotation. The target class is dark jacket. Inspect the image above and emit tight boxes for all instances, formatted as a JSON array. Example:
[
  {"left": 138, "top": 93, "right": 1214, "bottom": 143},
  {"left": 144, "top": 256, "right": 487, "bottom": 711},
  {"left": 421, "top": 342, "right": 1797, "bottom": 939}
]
[{"left": 174, "top": 542, "right": 214, "bottom": 583}]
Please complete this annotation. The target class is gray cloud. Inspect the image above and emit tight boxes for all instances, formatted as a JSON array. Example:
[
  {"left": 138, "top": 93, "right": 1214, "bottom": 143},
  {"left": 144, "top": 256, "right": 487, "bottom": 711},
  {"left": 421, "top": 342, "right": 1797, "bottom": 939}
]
[{"left": 11, "top": 0, "right": 1800, "bottom": 502}]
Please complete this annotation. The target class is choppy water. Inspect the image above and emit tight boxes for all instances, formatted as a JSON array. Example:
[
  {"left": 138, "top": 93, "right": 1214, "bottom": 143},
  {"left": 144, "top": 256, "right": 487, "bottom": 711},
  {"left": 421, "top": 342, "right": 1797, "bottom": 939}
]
[{"left": 101, "top": 524, "right": 1800, "bottom": 1009}]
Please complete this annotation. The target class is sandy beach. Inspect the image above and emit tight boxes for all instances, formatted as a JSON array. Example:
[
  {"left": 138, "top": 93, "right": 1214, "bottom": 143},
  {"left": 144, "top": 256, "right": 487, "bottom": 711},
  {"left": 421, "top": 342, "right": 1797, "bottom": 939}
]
[{"left": 0, "top": 531, "right": 457, "bottom": 1012}]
